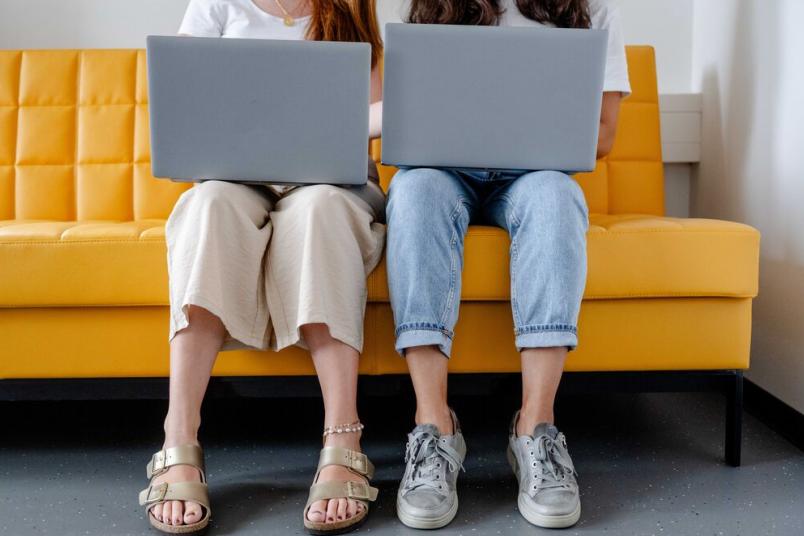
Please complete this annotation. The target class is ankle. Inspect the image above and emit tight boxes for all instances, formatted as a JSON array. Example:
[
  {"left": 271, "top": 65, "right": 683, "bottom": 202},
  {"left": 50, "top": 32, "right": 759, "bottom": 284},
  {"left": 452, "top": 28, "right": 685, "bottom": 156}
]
[
  {"left": 517, "top": 406, "right": 554, "bottom": 437},
  {"left": 163, "top": 415, "right": 200, "bottom": 447},
  {"left": 415, "top": 405, "right": 454, "bottom": 436},
  {"left": 324, "top": 430, "right": 362, "bottom": 450}
]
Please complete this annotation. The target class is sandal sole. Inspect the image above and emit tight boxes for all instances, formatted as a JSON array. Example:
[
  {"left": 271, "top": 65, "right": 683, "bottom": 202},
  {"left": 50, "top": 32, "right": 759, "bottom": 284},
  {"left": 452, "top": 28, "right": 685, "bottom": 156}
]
[{"left": 304, "top": 508, "right": 368, "bottom": 535}]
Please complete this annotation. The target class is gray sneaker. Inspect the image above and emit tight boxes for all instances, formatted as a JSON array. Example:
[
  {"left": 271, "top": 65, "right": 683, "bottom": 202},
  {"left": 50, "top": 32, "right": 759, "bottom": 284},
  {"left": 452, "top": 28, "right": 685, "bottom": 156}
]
[
  {"left": 507, "top": 412, "right": 581, "bottom": 528},
  {"left": 396, "top": 410, "right": 466, "bottom": 529}
]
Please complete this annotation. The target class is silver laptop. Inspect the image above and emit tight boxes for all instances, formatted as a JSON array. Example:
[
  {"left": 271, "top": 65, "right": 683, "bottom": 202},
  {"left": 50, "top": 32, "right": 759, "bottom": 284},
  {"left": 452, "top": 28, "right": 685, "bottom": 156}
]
[
  {"left": 146, "top": 36, "right": 370, "bottom": 185},
  {"left": 381, "top": 23, "right": 608, "bottom": 173}
]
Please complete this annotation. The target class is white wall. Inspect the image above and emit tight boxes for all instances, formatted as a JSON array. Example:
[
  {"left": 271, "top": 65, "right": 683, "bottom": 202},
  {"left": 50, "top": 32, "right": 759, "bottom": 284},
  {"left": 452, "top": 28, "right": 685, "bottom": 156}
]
[
  {"left": 617, "top": 0, "right": 693, "bottom": 94},
  {"left": 0, "top": 0, "right": 189, "bottom": 49},
  {"left": 692, "top": 0, "right": 804, "bottom": 412},
  {"left": 1, "top": 0, "right": 695, "bottom": 94}
]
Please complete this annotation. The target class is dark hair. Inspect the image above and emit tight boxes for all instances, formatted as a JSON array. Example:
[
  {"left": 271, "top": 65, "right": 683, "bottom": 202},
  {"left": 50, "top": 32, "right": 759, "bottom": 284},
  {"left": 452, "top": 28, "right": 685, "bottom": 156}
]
[{"left": 407, "top": 0, "right": 591, "bottom": 29}]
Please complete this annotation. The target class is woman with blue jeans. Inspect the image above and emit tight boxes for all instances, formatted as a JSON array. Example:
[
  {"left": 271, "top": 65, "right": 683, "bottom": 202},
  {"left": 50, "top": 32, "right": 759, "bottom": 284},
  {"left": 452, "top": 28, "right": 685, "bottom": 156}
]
[{"left": 384, "top": 0, "right": 631, "bottom": 529}]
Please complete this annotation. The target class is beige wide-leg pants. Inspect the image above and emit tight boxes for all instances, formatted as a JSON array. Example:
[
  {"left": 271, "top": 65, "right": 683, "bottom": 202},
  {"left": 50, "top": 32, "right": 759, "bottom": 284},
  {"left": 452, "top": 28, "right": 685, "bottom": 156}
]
[{"left": 166, "top": 181, "right": 385, "bottom": 353}]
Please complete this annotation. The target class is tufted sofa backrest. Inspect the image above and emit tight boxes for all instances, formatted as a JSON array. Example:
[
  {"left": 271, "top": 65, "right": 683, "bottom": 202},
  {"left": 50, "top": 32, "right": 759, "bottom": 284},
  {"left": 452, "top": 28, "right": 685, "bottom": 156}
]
[
  {"left": 0, "top": 46, "right": 662, "bottom": 222},
  {"left": 0, "top": 50, "right": 190, "bottom": 222}
]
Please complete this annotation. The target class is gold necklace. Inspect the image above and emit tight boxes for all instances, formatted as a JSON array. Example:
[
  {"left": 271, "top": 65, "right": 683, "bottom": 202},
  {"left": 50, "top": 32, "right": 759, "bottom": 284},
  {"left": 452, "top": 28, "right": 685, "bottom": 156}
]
[{"left": 273, "top": 0, "right": 297, "bottom": 27}]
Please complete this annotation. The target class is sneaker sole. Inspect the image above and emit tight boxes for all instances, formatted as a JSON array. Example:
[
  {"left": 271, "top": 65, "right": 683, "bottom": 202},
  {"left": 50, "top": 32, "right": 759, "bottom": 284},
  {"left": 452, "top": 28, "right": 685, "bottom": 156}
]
[
  {"left": 507, "top": 446, "right": 581, "bottom": 529},
  {"left": 396, "top": 495, "right": 459, "bottom": 530}
]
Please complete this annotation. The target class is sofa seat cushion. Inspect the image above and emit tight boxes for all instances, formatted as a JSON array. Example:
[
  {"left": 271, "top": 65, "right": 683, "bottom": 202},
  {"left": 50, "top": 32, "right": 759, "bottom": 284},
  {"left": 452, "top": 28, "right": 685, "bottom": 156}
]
[
  {"left": 0, "top": 220, "right": 168, "bottom": 307},
  {"left": 0, "top": 215, "right": 760, "bottom": 307},
  {"left": 369, "top": 215, "right": 760, "bottom": 301}
]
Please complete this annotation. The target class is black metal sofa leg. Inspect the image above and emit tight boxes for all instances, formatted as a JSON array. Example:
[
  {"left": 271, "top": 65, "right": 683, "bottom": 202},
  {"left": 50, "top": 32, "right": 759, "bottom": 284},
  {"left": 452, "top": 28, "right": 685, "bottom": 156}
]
[{"left": 725, "top": 370, "right": 744, "bottom": 467}]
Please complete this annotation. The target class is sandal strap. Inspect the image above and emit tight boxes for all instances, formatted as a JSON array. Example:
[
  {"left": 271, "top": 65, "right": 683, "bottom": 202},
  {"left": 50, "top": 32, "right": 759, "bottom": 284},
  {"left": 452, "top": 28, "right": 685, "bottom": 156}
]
[
  {"left": 305, "top": 480, "right": 378, "bottom": 509},
  {"left": 146, "top": 444, "right": 205, "bottom": 480},
  {"left": 138, "top": 481, "right": 211, "bottom": 511},
  {"left": 316, "top": 447, "right": 375, "bottom": 479}
]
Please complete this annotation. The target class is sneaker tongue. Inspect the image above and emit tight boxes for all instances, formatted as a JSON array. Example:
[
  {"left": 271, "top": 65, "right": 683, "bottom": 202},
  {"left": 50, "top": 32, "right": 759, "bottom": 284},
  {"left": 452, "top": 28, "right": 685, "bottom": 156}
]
[
  {"left": 412, "top": 423, "right": 441, "bottom": 438},
  {"left": 532, "top": 423, "right": 559, "bottom": 439}
]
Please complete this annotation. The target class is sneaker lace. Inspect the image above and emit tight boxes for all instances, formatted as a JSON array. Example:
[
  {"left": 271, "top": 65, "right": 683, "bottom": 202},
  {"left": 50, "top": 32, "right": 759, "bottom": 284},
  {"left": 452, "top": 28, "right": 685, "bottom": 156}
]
[
  {"left": 403, "top": 430, "right": 464, "bottom": 494},
  {"left": 526, "top": 434, "right": 577, "bottom": 493}
]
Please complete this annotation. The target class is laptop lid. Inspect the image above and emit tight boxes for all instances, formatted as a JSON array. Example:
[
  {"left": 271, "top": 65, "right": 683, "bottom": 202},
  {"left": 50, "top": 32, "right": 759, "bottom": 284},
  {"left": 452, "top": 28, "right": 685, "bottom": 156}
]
[
  {"left": 146, "top": 36, "right": 370, "bottom": 185},
  {"left": 381, "top": 23, "right": 608, "bottom": 173}
]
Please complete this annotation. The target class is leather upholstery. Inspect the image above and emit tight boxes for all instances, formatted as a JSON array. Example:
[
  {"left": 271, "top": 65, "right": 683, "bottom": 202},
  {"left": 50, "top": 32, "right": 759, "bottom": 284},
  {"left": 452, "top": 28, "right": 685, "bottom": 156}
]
[
  {"left": 0, "top": 216, "right": 759, "bottom": 307},
  {"left": 0, "top": 50, "right": 191, "bottom": 223},
  {"left": 0, "top": 46, "right": 760, "bottom": 378}
]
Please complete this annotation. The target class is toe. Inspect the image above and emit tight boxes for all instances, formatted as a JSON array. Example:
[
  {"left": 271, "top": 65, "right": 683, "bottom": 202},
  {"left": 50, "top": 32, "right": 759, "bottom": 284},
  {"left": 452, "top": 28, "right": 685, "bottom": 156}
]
[
  {"left": 161, "top": 502, "right": 173, "bottom": 525},
  {"left": 346, "top": 499, "right": 357, "bottom": 519},
  {"left": 184, "top": 501, "right": 202, "bottom": 525},
  {"left": 326, "top": 498, "right": 338, "bottom": 523},
  {"left": 172, "top": 500, "right": 185, "bottom": 526},
  {"left": 150, "top": 503, "right": 163, "bottom": 522},
  {"left": 336, "top": 498, "right": 347, "bottom": 521},
  {"left": 307, "top": 500, "right": 326, "bottom": 523}
]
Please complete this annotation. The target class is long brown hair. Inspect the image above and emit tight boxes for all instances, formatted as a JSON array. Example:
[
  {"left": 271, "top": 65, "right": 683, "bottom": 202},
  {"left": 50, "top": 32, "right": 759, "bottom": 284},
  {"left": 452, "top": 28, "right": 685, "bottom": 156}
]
[
  {"left": 306, "top": 0, "right": 383, "bottom": 68},
  {"left": 407, "top": 0, "right": 591, "bottom": 29}
]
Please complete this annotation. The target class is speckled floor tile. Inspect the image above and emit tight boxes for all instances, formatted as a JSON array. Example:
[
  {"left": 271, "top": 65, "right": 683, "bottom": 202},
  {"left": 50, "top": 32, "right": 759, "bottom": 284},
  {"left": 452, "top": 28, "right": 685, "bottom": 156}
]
[{"left": 1, "top": 391, "right": 802, "bottom": 535}]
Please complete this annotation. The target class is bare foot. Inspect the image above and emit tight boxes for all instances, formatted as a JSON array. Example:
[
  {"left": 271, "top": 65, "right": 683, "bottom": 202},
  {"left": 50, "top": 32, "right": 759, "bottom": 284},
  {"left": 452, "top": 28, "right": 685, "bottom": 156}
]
[
  {"left": 306, "top": 432, "right": 367, "bottom": 525},
  {"left": 148, "top": 441, "right": 205, "bottom": 527}
]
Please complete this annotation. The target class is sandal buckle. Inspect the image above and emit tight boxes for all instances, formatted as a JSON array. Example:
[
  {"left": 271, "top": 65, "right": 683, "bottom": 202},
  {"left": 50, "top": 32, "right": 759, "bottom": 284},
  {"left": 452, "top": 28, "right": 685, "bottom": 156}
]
[
  {"left": 146, "top": 482, "right": 168, "bottom": 504},
  {"left": 148, "top": 451, "right": 167, "bottom": 477},
  {"left": 349, "top": 452, "right": 367, "bottom": 473},
  {"left": 346, "top": 481, "right": 369, "bottom": 500}
]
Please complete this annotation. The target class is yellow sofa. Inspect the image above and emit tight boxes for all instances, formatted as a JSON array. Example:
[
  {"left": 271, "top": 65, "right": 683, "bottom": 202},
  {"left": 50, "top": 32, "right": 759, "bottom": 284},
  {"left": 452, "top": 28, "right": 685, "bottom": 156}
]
[{"left": 0, "top": 47, "right": 758, "bottom": 462}]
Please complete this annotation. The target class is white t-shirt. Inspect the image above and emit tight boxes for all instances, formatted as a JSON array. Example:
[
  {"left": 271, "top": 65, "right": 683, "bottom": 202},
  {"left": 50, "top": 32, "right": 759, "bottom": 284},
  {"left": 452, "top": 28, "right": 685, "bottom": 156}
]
[
  {"left": 385, "top": 0, "right": 631, "bottom": 95},
  {"left": 178, "top": 0, "right": 310, "bottom": 40}
]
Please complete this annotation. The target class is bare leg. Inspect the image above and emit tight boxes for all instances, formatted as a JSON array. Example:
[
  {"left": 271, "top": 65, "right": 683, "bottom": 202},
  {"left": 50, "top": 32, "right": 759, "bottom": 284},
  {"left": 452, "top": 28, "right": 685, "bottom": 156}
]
[
  {"left": 303, "top": 323, "right": 367, "bottom": 524},
  {"left": 516, "top": 347, "right": 567, "bottom": 436},
  {"left": 406, "top": 346, "right": 454, "bottom": 435},
  {"left": 150, "top": 306, "right": 225, "bottom": 526}
]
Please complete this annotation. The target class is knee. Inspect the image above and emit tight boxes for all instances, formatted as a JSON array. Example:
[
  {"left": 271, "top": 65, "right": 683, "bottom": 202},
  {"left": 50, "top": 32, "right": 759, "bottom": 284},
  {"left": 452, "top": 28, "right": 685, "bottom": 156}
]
[
  {"left": 280, "top": 185, "right": 354, "bottom": 228},
  {"left": 286, "top": 184, "right": 349, "bottom": 217},
  {"left": 389, "top": 168, "right": 449, "bottom": 201},
  {"left": 513, "top": 171, "right": 588, "bottom": 220},
  {"left": 167, "top": 181, "right": 245, "bottom": 238},
  {"left": 184, "top": 180, "right": 244, "bottom": 215},
  {"left": 387, "top": 168, "right": 462, "bottom": 223},
  {"left": 293, "top": 184, "right": 344, "bottom": 207}
]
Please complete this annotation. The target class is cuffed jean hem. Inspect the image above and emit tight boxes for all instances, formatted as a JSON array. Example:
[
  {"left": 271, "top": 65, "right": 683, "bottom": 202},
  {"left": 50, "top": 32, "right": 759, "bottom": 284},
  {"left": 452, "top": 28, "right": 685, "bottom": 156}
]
[
  {"left": 395, "top": 326, "right": 454, "bottom": 358},
  {"left": 516, "top": 326, "right": 579, "bottom": 352}
]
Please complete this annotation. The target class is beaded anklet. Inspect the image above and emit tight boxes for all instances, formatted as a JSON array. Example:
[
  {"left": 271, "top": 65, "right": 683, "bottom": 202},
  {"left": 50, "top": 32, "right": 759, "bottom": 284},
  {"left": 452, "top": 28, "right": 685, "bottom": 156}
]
[{"left": 322, "top": 421, "right": 365, "bottom": 439}]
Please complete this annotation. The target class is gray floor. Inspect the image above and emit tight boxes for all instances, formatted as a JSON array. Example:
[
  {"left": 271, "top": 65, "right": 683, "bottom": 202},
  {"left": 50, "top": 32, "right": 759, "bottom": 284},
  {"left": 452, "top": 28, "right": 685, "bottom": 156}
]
[{"left": 1, "top": 389, "right": 803, "bottom": 536}]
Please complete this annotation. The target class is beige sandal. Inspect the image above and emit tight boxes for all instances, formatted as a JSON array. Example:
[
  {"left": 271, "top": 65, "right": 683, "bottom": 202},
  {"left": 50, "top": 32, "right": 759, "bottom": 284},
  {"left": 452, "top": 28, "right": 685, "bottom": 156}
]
[
  {"left": 138, "top": 444, "right": 211, "bottom": 535},
  {"left": 303, "top": 446, "right": 379, "bottom": 535}
]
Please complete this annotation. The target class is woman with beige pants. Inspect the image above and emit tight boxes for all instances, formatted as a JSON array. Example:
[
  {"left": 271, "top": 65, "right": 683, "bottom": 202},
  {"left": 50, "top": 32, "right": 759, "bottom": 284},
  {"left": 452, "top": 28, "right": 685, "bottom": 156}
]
[{"left": 136, "top": 1, "right": 386, "bottom": 535}]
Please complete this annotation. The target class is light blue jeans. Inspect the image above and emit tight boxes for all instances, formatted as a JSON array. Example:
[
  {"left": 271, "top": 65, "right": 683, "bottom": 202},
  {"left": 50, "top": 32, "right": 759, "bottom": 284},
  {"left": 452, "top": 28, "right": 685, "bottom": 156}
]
[{"left": 386, "top": 168, "right": 589, "bottom": 358}]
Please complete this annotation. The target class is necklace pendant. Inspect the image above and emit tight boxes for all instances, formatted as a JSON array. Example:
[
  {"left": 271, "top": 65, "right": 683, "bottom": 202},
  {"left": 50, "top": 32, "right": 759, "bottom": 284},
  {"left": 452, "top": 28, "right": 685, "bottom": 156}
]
[{"left": 283, "top": 15, "right": 295, "bottom": 27}]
